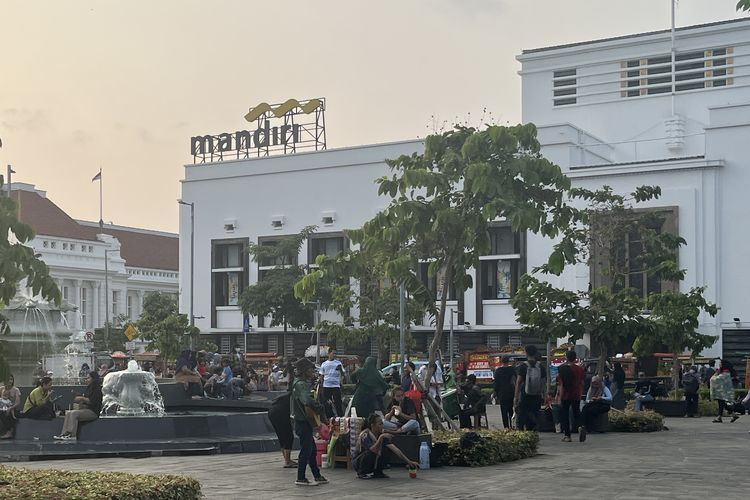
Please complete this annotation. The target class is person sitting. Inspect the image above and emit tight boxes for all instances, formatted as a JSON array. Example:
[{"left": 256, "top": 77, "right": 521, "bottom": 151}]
[
  {"left": 383, "top": 387, "right": 420, "bottom": 434},
  {"left": 633, "top": 378, "right": 655, "bottom": 411},
  {"left": 175, "top": 350, "right": 204, "bottom": 399},
  {"left": 98, "top": 363, "right": 110, "bottom": 378},
  {"left": 0, "top": 374, "right": 22, "bottom": 439},
  {"left": 269, "top": 365, "right": 282, "bottom": 391},
  {"left": 78, "top": 363, "right": 91, "bottom": 380},
  {"left": 53, "top": 371, "right": 103, "bottom": 441},
  {"left": 218, "top": 359, "right": 242, "bottom": 399},
  {"left": 458, "top": 374, "right": 486, "bottom": 429},
  {"left": 196, "top": 359, "right": 209, "bottom": 381},
  {"left": 203, "top": 367, "right": 223, "bottom": 398},
  {"left": 23, "top": 376, "right": 56, "bottom": 420},
  {"left": 579, "top": 375, "right": 612, "bottom": 442},
  {"left": 353, "top": 414, "right": 419, "bottom": 480}
]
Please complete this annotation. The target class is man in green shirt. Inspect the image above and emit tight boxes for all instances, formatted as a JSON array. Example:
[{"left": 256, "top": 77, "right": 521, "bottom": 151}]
[
  {"left": 290, "top": 358, "right": 327, "bottom": 487},
  {"left": 23, "top": 376, "right": 56, "bottom": 420}
]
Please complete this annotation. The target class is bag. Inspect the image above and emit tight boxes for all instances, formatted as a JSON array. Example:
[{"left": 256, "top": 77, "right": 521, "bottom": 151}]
[
  {"left": 405, "top": 384, "right": 422, "bottom": 413},
  {"left": 682, "top": 373, "right": 699, "bottom": 395},
  {"left": 524, "top": 361, "right": 543, "bottom": 396}
]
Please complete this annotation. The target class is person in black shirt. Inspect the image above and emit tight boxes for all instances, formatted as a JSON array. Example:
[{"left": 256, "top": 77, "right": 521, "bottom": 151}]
[
  {"left": 53, "top": 371, "right": 103, "bottom": 441},
  {"left": 459, "top": 374, "right": 486, "bottom": 428},
  {"left": 514, "top": 345, "right": 547, "bottom": 431},
  {"left": 383, "top": 387, "right": 420, "bottom": 434},
  {"left": 493, "top": 355, "right": 516, "bottom": 429}
]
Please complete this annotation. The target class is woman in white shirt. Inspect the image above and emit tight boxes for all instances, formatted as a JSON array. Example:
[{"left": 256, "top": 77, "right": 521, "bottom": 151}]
[{"left": 579, "top": 375, "right": 612, "bottom": 442}]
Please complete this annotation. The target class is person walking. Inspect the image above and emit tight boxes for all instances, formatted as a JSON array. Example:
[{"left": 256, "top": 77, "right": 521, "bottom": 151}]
[
  {"left": 268, "top": 390, "right": 297, "bottom": 468},
  {"left": 682, "top": 366, "right": 700, "bottom": 418},
  {"left": 514, "top": 345, "right": 546, "bottom": 431},
  {"left": 710, "top": 360, "right": 738, "bottom": 423},
  {"left": 493, "top": 355, "right": 516, "bottom": 429},
  {"left": 319, "top": 347, "right": 344, "bottom": 418},
  {"left": 556, "top": 350, "right": 585, "bottom": 442},
  {"left": 290, "top": 358, "right": 327, "bottom": 486}
]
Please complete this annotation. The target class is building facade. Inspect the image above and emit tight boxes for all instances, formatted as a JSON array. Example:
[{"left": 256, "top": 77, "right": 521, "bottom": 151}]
[
  {"left": 12, "top": 183, "right": 179, "bottom": 331},
  {"left": 518, "top": 18, "right": 750, "bottom": 377}
]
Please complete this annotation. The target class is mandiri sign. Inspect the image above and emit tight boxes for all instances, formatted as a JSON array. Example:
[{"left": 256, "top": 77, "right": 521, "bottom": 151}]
[{"left": 190, "top": 98, "right": 327, "bottom": 163}]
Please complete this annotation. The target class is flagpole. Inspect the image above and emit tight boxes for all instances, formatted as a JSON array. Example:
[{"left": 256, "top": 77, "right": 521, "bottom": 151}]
[{"left": 98, "top": 168, "right": 103, "bottom": 232}]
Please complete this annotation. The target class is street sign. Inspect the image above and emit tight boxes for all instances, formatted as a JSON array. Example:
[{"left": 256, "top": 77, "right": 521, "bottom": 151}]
[
  {"left": 243, "top": 314, "right": 251, "bottom": 334},
  {"left": 124, "top": 324, "right": 138, "bottom": 341}
]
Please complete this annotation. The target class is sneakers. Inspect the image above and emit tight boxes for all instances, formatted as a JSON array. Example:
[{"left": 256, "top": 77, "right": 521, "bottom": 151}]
[
  {"left": 730, "top": 414, "right": 740, "bottom": 423},
  {"left": 295, "top": 479, "right": 319, "bottom": 487},
  {"left": 712, "top": 418, "right": 723, "bottom": 423},
  {"left": 313, "top": 475, "right": 328, "bottom": 485},
  {"left": 53, "top": 434, "right": 76, "bottom": 441},
  {"left": 561, "top": 436, "right": 571, "bottom": 442},
  {"left": 357, "top": 473, "right": 371, "bottom": 480},
  {"left": 372, "top": 472, "right": 390, "bottom": 479},
  {"left": 579, "top": 426, "right": 587, "bottom": 443}
]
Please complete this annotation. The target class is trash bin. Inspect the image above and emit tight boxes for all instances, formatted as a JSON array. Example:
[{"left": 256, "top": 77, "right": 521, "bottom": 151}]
[{"left": 441, "top": 388, "right": 460, "bottom": 419}]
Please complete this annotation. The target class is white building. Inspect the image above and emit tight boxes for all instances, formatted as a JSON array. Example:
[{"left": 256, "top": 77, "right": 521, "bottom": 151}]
[
  {"left": 11, "top": 183, "right": 179, "bottom": 331},
  {"left": 518, "top": 17, "right": 750, "bottom": 376}
]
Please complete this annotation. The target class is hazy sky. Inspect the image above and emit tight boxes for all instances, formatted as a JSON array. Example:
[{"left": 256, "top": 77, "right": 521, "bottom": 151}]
[{"left": 1, "top": 0, "right": 745, "bottom": 233}]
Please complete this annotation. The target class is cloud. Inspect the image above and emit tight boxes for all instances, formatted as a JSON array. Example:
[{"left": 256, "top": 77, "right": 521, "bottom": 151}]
[
  {"left": 0, "top": 108, "right": 49, "bottom": 133},
  {"left": 72, "top": 129, "right": 95, "bottom": 144}
]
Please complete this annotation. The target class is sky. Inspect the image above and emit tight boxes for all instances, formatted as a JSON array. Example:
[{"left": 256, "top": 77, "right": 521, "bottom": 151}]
[{"left": 1, "top": 0, "right": 745, "bottom": 233}]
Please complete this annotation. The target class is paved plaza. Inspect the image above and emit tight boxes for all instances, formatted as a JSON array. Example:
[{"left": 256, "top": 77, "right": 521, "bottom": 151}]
[{"left": 6, "top": 411, "right": 749, "bottom": 499}]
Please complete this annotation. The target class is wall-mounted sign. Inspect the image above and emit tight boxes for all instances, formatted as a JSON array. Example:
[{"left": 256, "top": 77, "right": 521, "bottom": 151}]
[{"left": 190, "top": 98, "right": 327, "bottom": 163}]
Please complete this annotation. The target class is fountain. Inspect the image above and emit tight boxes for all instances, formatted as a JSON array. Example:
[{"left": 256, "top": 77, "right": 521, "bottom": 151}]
[{"left": 101, "top": 360, "right": 165, "bottom": 416}]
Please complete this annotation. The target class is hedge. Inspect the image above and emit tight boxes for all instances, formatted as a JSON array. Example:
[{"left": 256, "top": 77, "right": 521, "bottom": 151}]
[
  {"left": 608, "top": 410, "right": 664, "bottom": 432},
  {"left": 0, "top": 466, "right": 201, "bottom": 500},
  {"left": 432, "top": 429, "right": 538, "bottom": 467}
]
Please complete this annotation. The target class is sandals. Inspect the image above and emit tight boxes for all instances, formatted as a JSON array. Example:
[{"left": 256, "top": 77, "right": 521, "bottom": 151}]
[{"left": 283, "top": 462, "right": 298, "bottom": 468}]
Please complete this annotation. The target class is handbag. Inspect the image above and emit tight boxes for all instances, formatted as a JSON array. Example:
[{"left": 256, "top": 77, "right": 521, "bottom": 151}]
[{"left": 405, "top": 383, "right": 422, "bottom": 414}]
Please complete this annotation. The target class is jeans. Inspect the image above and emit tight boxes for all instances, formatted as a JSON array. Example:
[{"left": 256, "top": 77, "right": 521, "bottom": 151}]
[
  {"left": 499, "top": 398, "right": 514, "bottom": 429},
  {"left": 383, "top": 418, "right": 420, "bottom": 434},
  {"left": 518, "top": 395, "right": 542, "bottom": 431},
  {"left": 685, "top": 393, "right": 699, "bottom": 417},
  {"left": 559, "top": 399, "right": 581, "bottom": 437},
  {"left": 634, "top": 394, "right": 654, "bottom": 412},
  {"left": 294, "top": 419, "right": 321, "bottom": 481},
  {"left": 322, "top": 387, "right": 343, "bottom": 419}
]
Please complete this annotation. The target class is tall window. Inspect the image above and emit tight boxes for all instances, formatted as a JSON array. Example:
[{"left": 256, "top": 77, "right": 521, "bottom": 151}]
[
  {"left": 112, "top": 291, "right": 119, "bottom": 317},
  {"left": 211, "top": 239, "right": 248, "bottom": 327},
  {"left": 417, "top": 262, "right": 456, "bottom": 301},
  {"left": 480, "top": 225, "right": 523, "bottom": 300},
  {"left": 80, "top": 288, "right": 87, "bottom": 329},
  {"left": 553, "top": 68, "right": 577, "bottom": 106},
  {"left": 308, "top": 235, "right": 346, "bottom": 264},
  {"left": 127, "top": 295, "right": 133, "bottom": 320}
]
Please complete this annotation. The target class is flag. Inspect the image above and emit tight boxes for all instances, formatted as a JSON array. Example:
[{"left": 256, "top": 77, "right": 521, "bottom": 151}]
[{"left": 92, "top": 170, "right": 101, "bottom": 182}]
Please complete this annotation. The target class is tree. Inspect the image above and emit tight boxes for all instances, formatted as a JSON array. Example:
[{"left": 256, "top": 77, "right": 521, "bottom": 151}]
[
  {"left": 294, "top": 247, "right": 423, "bottom": 367},
  {"left": 512, "top": 185, "right": 687, "bottom": 375},
  {"left": 0, "top": 177, "right": 61, "bottom": 379},
  {"left": 633, "top": 288, "right": 718, "bottom": 398},
  {"left": 349, "top": 124, "right": 578, "bottom": 411},
  {"left": 136, "top": 292, "right": 197, "bottom": 362},
  {"left": 239, "top": 226, "right": 317, "bottom": 356},
  {"left": 738, "top": 0, "right": 750, "bottom": 13}
]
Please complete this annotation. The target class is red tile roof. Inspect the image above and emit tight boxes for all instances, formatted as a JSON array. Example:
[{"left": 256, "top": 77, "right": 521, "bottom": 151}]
[{"left": 11, "top": 188, "right": 178, "bottom": 271}]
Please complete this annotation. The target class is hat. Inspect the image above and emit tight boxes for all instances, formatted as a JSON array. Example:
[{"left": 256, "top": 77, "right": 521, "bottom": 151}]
[{"left": 295, "top": 358, "right": 316, "bottom": 372}]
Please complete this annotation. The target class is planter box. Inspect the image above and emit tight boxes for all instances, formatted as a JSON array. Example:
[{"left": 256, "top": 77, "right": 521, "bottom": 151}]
[{"left": 644, "top": 399, "right": 685, "bottom": 417}]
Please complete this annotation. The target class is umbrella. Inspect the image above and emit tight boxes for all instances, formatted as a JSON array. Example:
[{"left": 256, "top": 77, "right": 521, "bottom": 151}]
[{"left": 111, "top": 351, "right": 129, "bottom": 359}]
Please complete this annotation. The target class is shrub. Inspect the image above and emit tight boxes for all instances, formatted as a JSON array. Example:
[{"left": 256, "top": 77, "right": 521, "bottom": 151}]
[
  {"left": 608, "top": 410, "right": 664, "bottom": 432},
  {"left": 698, "top": 399, "right": 718, "bottom": 416},
  {"left": 0, "top": 466, "right": 201, "bottom": 500},
  {"left": 432, "top": 429, "right": 538, "bottom": 467}
]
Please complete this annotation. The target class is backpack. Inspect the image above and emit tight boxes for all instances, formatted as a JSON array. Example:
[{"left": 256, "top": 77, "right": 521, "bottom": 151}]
[
  {"left": 524, "top": 361, "right": 543, "bottom": 396},
  {"left": 682, "top": 373, "right": 699, "bottom": 394}
]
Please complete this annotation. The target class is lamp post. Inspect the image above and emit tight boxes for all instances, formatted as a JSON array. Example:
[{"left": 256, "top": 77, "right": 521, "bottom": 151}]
[
  {"left": 103, "top": 248, "right": 117, "bottom": 345},
  {"left": 177, "top": 200, "right": 195, "bottom": 334},
  {"left": 309, "top": 300, "right": 322, "bottom": 366},
  {"left": 449, "top": 309, "right": 461, "bottom": 372}
]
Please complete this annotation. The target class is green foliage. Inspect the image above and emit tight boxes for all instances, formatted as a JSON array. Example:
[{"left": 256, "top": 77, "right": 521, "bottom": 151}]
[
  {"left": 0, "top": 465, "right": 201, "bottom": 499},
  {"left": 136, "top": 292, "right": 197, "bottom": 363},
  {"left": 352, "top": 124, "right": 576, "bottom": 386},
  {"left": 512, "top": 185, "right": 688, "bottom": 373},
  {"left": 608, "top": 410, "right": 664, "bottom": 432},
  {"left": 738, "top": 0, "right": 750, "bottom": 12},
  {"left": 240, "top": 227, "right": 317, "bottom": 336},
  {"left": 432, "top": 429, "right": 539, "bottom": 466}
]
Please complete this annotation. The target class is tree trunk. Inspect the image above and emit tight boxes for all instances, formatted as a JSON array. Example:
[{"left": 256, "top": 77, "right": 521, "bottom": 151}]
[
  {"left": 597, "top": 341, "right": 607, "bottom": 377},
  {"left": 423, "top": 265, "right": 453, "bottom": 432},
  {"left": 672, "top": 351, "right": 680, "bottom": 401}
]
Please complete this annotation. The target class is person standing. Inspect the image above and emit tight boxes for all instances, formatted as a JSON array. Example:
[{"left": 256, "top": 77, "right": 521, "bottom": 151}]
[
  {"left": 710, "top": 360, "right": 738, "bottom": 423},
  {"left": 556, "top": 350, "right": 585, "bottom": 442},
  {"left": 53, "top": 371, "right": 103, "bottom": 441},
  {"left": 514, "top": 345, "right": 546, "bottom": 431},
  {"left": 319, "top": 347, "right": 344, "bottom": 418},
  {"left": 493, "top": 355, "right": 516, "bottom": 429},
  {"left": 268, "top": 390, "right": 297, "bottom": 468},
  {"left": 290, "top": 358, "right": 327, "bottom": 487},
  {"left": 0, "top": 375, "right": 21, "bottom": 439},
  {"left": 400, "top": 362, "right": 416, "bottom": 392},
  {"left": 351, "top": 357, "right": 389, "bottom": 418},
  {"left": 611, "top": 362, "right": 627, "bottom": 409},
  {"left": 682, "top": 366, "right": 700, "bottom": 418}
]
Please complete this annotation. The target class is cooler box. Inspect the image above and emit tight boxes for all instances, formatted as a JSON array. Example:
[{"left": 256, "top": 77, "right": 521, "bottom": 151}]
[{"left": 442, "top": 389, "right": 460, "bottom": 419}]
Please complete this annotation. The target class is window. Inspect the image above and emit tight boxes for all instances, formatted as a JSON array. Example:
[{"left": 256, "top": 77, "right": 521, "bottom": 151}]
[
  {"left": 80, "top": 288, "right": 87, "bottom": 329},
  {"left": 112, "top": 291, "right": 119, "bottom": 316},
  {"left": 211, "top": 239, "right": 248, "bottom": 326},
  {"left": 487, "top": 334, "right": 502, "bottom": 350},
  {"left": 50, "top": 242, "right": 56, "bottom": 249},
  {"left": 308, "top": 235, "right": 346, "bottom": 264},
  {"left": 127, "top": 295, "right": 133, "bottom": 320},
  {"left": 417, "top": 262, "right": 456, "bottom": 301},
  {"left": 285, "top": 336, "right": 294, "bottom": 357},
  {"left": 553, "top": 69, "right": 577, "bottom": 106},
  {"left": 257, "top": 238, "right": 298, "bottom": 267},
  {"left": 622, "top": 48, "right": 733, "bottom": 97},
  {"left": 480, "top": 225, "right": 523, "bottom": 300},
  {"left": 267, "top": 336, "right": 279, "bottom": 355},
  {"left": 62, "top": 286, "right": 69, "bottom": 301},
  {"left": 507, "top": 333, "right": 522, "bottom": 347},
  {"left": 445, "top": 335, "right": 459, "bottom": 359}
]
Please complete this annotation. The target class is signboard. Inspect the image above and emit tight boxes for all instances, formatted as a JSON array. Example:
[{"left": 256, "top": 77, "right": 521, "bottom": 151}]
[
  {"left": 467, "top": 352, "right": 494, "bottom": 381},
  {"left": 124, "top": 324, "right": 138, "bottom": 341},
  {"left": 228, "top": 272, "right": 240, "bottom": 306},
  {"left": 191, "top": 98, "right": 327, "bottom": 163}
]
